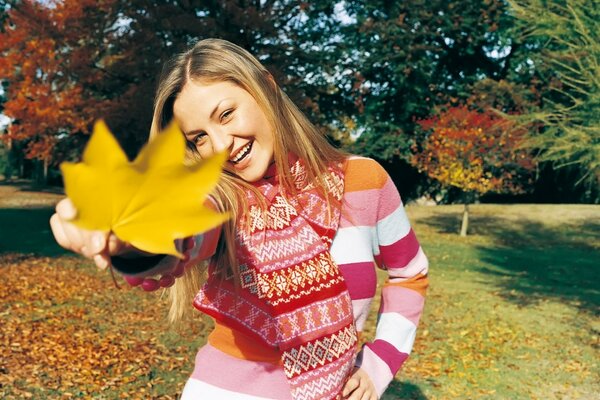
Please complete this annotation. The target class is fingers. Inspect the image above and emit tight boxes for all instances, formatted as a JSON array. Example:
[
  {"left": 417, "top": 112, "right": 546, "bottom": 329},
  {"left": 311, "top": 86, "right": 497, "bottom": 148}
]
[
  {"left": 96, "top": 233, "right": 124, "bottom": 271},
  {"left": 342, "top": 375, "right": 360, "bottom": 398},
  {"left": 342, "top": 368, "right": 377, "bottom": 400},
  {"left": 51, "top": 198, "right": 113, "bottom": 268},
  {"left": 51, "top": 198, "right": 146, "bottom": 272},
  {"left": 93, "top": 253, "right": 110, "bottom": 270},
  {"left": 107, "top": 233, "right": 127, "bottom": 255},
  {"left": 55, "top": 198, "right": 77, "bottom": 220},
  {"left": 50, "top": 213, "right": 73, "bottom": 250}
]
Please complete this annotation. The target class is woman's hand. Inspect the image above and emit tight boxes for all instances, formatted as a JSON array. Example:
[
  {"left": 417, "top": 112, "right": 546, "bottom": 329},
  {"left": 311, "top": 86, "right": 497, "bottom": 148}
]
[
  {"left": 50, "top": 198, "right": 131, "bottom": 270},
  {"left": 342, "top": 367, "right": 377, "bottom": 400}
]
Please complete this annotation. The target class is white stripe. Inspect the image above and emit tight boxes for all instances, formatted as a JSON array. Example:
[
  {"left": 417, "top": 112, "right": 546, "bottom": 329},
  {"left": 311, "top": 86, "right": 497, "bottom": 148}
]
[
  {"left": 181, "top": 378, "right": 280, "bottom": 400},
  {"left": 346, "top": 155, "right": 370, "bottom": 161},
  {"left": 374, "top": 312, "right": 417, "bottom": 354},
  {"left": 330, "top": 226, "right": 376, "bottom": 265},
  {"left": 352, "top": 298, "right": 373, "bottom": 331},
  {"left": 377, "top": 205, "right": 411, "bottom": 246}
]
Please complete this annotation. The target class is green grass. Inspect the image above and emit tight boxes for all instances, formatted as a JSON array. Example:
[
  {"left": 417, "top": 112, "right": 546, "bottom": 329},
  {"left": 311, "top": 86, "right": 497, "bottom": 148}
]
[
  {"left": 380, "top": 204, "right": 600, "bottom": 399},
  {"left": 0, "top": 207, "right": 68, "bottom": 256},
  {"left": 1, "top": 201, "right": 599, "bottom": 399}
]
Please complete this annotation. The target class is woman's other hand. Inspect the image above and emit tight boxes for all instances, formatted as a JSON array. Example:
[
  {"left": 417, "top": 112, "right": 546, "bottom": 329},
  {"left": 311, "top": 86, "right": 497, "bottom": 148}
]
[
  {"left": 50, "top": 198, "right": 130, "bottom": 270},
  {"left": 342, "top": 367, "right": 377, "bottom": 400}
]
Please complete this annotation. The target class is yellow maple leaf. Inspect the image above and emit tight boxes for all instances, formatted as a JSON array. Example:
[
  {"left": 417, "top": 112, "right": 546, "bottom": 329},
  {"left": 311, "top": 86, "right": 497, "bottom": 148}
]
[{"left": 60, "top": 120, "right": 230, "bottom": 257}]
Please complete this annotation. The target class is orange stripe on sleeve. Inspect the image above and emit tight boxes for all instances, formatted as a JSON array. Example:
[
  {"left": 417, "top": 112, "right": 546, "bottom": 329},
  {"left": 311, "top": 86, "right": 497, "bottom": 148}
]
[
  {"left": 344, "top": 158, "right": 389, "bottom": 192},
  {"left": 385, "top": 273, "right": 429, "bottom": 297}
]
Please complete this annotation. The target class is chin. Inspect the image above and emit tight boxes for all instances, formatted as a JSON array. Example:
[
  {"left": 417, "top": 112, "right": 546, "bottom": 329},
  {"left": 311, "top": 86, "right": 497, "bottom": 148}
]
[
  {"left": 239, "top": 169, "right": 266, "bottom": 183},
  {"left": 225, "top": 165, "right": 259, "bottom": 183}
]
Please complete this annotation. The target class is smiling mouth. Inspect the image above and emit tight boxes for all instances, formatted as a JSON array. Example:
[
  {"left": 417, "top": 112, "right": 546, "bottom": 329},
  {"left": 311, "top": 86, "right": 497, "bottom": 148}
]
[{"left": 229, "top": 141, "right": 253, "bottom": 164}]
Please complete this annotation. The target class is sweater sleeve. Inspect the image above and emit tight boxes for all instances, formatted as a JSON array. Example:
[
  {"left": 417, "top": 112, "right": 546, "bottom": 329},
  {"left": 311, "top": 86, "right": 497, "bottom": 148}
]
[
  {"left": 111, "top": 226, "right": 222, "bottom": 278},
  {"left": 355, "top": 167, "right": 429, "bottom": 398}
]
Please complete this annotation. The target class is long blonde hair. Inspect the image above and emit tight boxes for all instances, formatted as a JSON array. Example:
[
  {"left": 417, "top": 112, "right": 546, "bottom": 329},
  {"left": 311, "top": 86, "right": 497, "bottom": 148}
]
[{"left": 150, "top": 38, "right": 346, "bottom": 324}]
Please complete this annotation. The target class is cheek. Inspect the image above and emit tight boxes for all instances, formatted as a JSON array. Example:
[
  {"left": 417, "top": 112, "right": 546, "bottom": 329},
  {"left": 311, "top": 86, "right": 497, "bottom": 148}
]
[
  {"left": 252, "top": 116, "right": 275, "bottom": 149},
  {"left": 197, "top": 144, "right": 215, "bottom": 159}
]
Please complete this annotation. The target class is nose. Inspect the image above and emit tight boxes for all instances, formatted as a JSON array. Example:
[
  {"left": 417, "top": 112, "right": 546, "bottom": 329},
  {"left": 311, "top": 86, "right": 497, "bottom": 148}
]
[{"left": 210, "top": 128, "right": 234, "bottom": 155}]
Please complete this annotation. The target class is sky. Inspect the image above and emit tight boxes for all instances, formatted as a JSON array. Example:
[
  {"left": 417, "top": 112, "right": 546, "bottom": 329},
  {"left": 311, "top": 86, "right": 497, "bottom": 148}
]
[
  {"left": 0, "top": 85, "right": 8, "bottom": 131},
  {"left": 0, "top": 114, "right": 9, "bottom": 131}
]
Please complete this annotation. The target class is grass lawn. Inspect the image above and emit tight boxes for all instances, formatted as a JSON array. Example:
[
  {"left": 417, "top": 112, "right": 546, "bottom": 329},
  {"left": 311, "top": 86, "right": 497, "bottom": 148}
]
[{"left": 1, "top": 183, "right": 598, "bottom": 399}]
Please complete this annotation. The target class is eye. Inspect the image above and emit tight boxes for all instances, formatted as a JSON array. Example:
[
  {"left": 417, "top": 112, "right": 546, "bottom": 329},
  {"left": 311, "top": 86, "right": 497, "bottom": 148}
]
[
  {"left": 220, "top": 109, "right": 233, "bottom": 122},
  {"left": 192, "top": 132, "right": 208, "bottom": 146}
]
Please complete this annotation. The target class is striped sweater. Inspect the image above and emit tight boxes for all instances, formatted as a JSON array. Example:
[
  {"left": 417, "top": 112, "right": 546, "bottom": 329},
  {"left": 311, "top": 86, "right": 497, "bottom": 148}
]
[
  {"left": 336, "top": 157, "right": 428, "bottom": 396},
  {"left": 119, "top": 156, "right": 429, "bottom": 399}
]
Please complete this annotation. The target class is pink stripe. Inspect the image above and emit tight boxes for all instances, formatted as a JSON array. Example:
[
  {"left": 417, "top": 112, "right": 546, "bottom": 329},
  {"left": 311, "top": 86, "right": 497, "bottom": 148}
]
[
  {"left": 339, "top": 179, "right": 402, "bottom": 228},
  {"left": 377, "top": 178, "right": 402, "bottom": 220},
  {"left": 388, "top": 247, "right": 429, "bottom": 280},
  {"left": 378, "top": 229, "right": 419, "bottom": 269},
  {"left": 379, "top": 285, "right": 425, "bottom": 326},
  {"left": 338, "top": 262, "right": 377, "bottom": 299},
  {"left": 191, "top": 344, "right": 292, "bottom": 399},
  {"left": 365, "top": 340, "right": 409, "bottom": 375},
  {"left": 356, "top": 346, "right": 393, "bottom": 397},
  {"left": 339, "top": 189, "right": 380, "bottom": 228}
]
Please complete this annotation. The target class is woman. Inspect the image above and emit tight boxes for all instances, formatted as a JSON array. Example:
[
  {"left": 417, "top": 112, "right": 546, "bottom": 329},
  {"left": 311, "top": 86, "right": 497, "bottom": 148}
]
[{"left": 51, "top": 38, "right": 429, "bottom": 400}]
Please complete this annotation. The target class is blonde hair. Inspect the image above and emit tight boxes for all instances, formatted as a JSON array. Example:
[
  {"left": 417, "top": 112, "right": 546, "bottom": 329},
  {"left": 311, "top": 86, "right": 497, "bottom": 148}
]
[{"left": 150, "top": 38, "right": 346, "bottom": 324}]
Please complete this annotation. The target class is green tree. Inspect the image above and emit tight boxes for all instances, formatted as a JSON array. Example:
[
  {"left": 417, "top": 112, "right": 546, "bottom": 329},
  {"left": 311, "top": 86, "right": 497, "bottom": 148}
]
[
  {"left": 0, "top": 0, "right": 343, "bottom": 173},
  {"left": 509, "top": 0, "right": 600, "bottom": 193},
  {"left": 334, "top": 0, "right": 518, "bottom": 164}
]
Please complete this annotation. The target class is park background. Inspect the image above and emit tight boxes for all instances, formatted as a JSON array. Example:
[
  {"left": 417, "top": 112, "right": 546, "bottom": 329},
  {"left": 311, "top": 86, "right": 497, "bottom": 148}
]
[{"left": 0, "top": 0, "right": 598, "bottom": 399}]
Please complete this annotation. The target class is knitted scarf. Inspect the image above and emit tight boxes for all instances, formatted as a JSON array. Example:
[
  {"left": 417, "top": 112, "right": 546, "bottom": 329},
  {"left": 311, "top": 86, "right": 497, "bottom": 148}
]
[{"left": 193, "top": 157, "right": 358, "bottom": 400}]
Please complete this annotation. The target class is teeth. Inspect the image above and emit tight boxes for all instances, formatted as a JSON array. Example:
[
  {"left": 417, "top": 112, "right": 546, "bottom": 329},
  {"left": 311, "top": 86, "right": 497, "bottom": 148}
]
[{"left": 231, "top": 142, "right": 252, "bottom": 163}]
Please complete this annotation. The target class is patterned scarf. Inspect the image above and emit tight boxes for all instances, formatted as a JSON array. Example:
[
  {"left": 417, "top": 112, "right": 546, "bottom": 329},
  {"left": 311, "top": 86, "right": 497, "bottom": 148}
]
[{"left": 194, "top": 157, "right": 358, "bottom": 400}]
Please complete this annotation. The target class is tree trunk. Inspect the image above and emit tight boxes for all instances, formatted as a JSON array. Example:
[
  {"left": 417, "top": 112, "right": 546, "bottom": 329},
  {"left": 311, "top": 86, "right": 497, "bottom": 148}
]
[
  {"left": 460, "top": 202, "right": 469, "bottom": 237},
  {"left": 43, "top": 158, "right": 49, "bottom": 184},
  {"left": 34, "top": 159, "right": 47, "bottom": 185}
]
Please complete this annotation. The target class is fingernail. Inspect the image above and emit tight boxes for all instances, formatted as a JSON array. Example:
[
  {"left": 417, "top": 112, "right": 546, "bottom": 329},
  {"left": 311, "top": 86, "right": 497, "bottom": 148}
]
[{"left": 94, "top": 254, "right": 108, "bottom": 270}]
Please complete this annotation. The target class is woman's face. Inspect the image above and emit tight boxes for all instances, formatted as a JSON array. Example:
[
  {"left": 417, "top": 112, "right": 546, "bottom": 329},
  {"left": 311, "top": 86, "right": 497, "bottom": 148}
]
[{"left": 173, "top": 80, "right": 275, "bottom": 183}]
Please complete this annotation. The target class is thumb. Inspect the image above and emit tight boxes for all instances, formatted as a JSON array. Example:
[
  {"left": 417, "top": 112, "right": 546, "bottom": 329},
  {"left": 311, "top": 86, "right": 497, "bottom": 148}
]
[
  {"left": 55, "top": 198, "right": 78, "bottom": 221},
  {"left": 90, "top": 231, "right": 109, "bottom": 254}
]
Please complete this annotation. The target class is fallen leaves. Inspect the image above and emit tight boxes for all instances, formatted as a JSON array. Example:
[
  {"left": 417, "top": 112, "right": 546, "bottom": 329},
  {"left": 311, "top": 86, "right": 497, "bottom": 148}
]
[{"left": 0, "top": 254, "right": 210, "bottom": 399}]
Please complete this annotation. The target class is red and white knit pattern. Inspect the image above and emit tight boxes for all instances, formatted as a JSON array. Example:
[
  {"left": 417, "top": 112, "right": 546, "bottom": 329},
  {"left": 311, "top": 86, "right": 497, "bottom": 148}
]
[
  {"left": 178, "top": 156, "right": 429, "bottom": 399},
  {"left": 194, "top": 159, "right": 357, "bottom": 400}
]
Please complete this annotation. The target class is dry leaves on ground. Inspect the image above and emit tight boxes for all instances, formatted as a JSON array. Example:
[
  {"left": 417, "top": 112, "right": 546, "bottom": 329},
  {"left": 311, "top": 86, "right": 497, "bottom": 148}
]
[{"left": 0, "top": 254, "right": 208, "bottom": 399}]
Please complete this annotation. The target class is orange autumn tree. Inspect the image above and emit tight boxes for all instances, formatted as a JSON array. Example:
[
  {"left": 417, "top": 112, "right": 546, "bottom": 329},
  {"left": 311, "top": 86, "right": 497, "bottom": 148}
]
[
  {"left": 0, "top": 1, "right": 120, "bottom": 182},
  {"left": 412, "top": 105, "right": 535, "bottom": 236},
  {"left": 0, "top": 1, "right": 118, "bottom": 181}
]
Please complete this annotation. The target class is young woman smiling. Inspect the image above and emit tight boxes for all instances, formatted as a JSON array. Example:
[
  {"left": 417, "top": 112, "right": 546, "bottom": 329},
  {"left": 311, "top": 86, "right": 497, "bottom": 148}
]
[{"left": 50, "top": 38, "right": 429, "bottom": 400}]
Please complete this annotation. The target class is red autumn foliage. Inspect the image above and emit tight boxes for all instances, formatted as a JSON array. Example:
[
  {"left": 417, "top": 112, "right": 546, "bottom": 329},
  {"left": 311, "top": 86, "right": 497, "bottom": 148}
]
[
  {"left": 0, "top": 0, "right": 115, "bottom": 163},
  {"left": 412, "top": 105, "right": 536, "bottom": 195}
]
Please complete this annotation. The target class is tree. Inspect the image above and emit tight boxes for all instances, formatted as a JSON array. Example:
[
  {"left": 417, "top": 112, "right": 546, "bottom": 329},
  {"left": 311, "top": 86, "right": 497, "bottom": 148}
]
[
  {"left": 0, "top": 0, "right": 346, "bottom": 183},
  {"left": 411, "top": 105, "right": 535, "bottom": 235},
  {"left": 0, "top": 0, "right": 119, "bottom": 182},
  {"left": 509, "top": 0, "right": 600, "bottom": 195},
  {"left": 333, "top": 0, "right": 518, "bottom": 164}
]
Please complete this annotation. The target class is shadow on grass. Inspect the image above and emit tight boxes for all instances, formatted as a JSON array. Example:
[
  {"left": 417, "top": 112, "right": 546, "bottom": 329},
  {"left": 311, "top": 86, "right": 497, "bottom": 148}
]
[
  {"left": 420, "top": 213, "right": 600, "bottom": 315},
  {"left": 0, "top": 207, "right": 68, "bottom": 256},
  {"left": 383, "top": 381, "right": 428, "bottom": 399}
]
